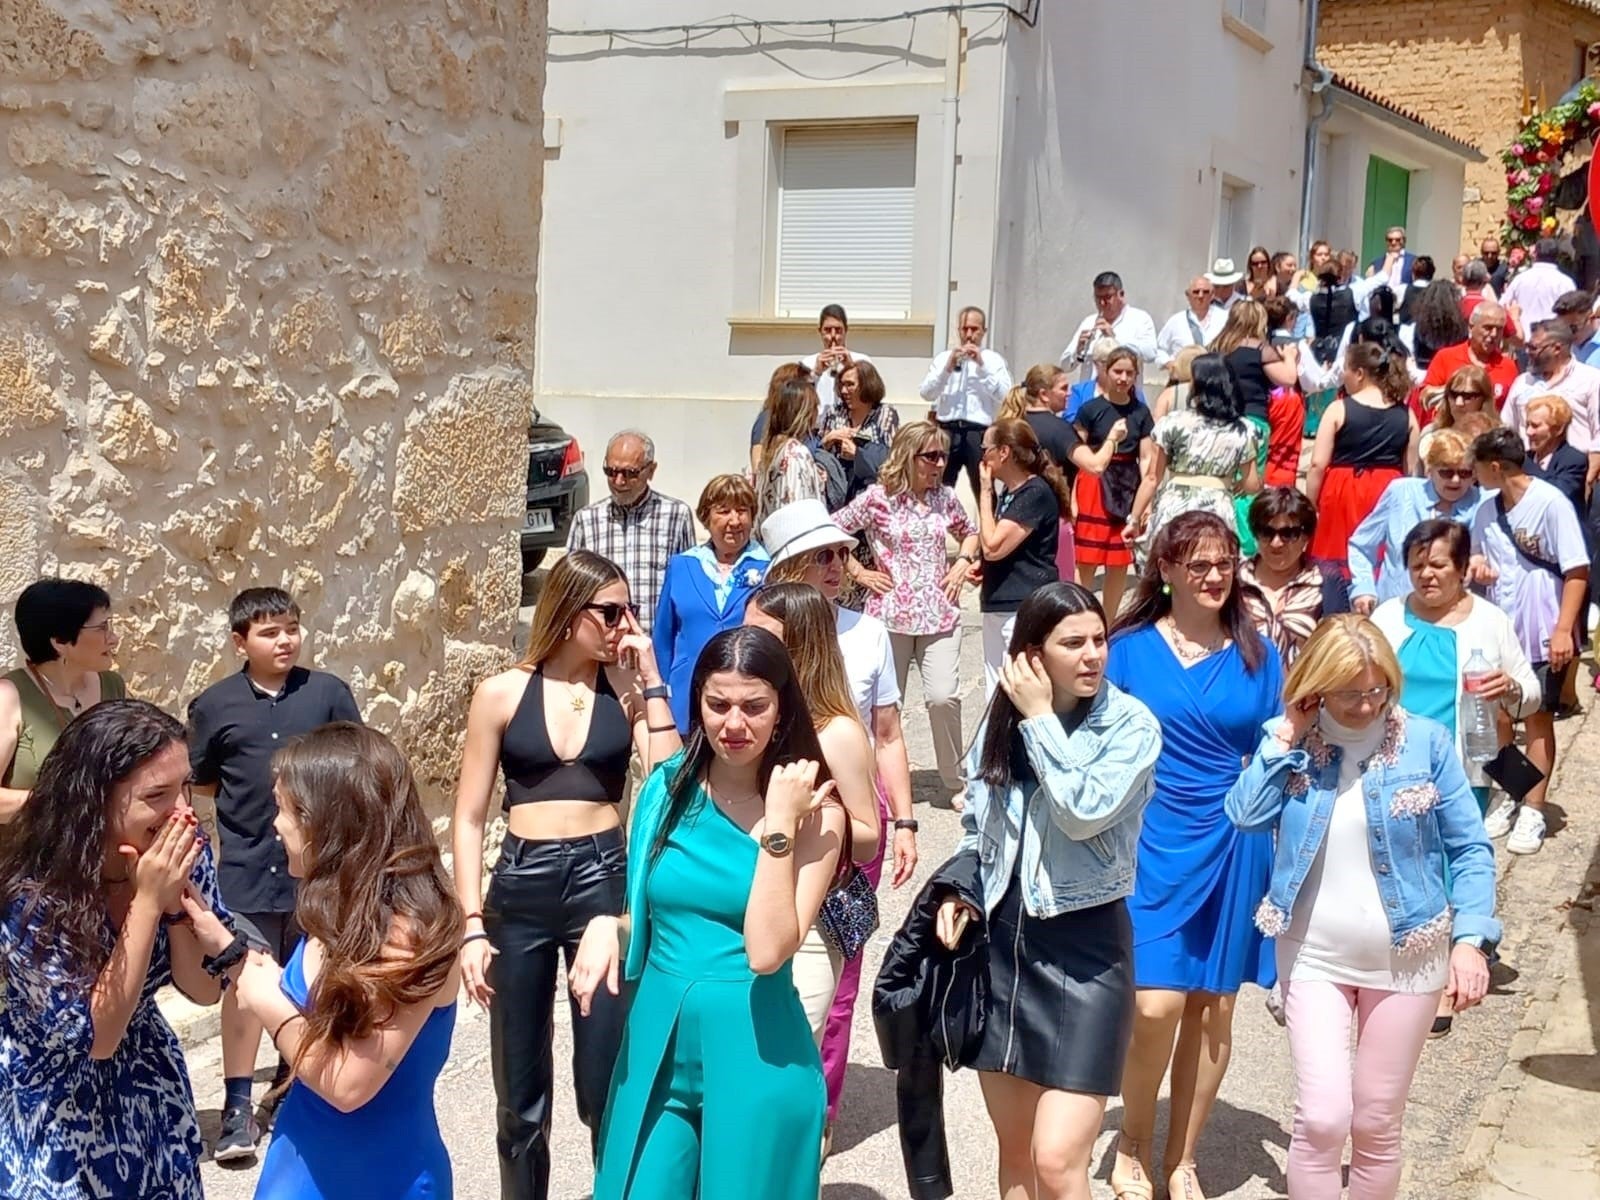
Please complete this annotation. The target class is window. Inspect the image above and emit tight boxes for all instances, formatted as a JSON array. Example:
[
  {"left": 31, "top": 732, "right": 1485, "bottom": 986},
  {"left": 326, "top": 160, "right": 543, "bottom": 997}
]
[
  {"left": 775, "top": 123, "right": 916, "bottom": 320},
  {"left": 1225, "top": 0, "right": 1267, "bottom": 30},
  {"left": 1216, "top": 179, "right": 1254, "bottom": 265}
]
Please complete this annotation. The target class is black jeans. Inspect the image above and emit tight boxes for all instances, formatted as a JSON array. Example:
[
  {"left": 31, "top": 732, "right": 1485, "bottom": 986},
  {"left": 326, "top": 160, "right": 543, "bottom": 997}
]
[
  {"left": 484, "top": 828, "right": 627, "bottom": 1200},
  {"left": 939, "top": 420, "right": 987, "bottom": 498}
]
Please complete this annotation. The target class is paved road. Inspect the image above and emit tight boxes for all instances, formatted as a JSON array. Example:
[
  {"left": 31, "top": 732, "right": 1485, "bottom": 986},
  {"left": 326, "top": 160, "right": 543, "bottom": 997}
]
[{"left": 194, "top": 608, "right": 1595, "bottom": 1199}]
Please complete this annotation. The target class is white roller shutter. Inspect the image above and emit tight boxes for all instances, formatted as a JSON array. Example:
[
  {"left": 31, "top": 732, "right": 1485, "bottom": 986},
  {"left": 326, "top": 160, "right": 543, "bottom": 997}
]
[{"left": 776, "top": 123, "right": 916, "bottom": 320}]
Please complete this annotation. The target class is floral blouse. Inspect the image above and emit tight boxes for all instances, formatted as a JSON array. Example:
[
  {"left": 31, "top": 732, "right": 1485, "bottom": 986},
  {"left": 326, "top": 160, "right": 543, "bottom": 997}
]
[
  {"left": 756, "top": 438, "right": 822, "bottom": 526},
  {"left": 832, "top": 484, "right": 976, "bottom": 635},
  {"left": 0, "top": 846, "right": 229, "bottom": 1200}
]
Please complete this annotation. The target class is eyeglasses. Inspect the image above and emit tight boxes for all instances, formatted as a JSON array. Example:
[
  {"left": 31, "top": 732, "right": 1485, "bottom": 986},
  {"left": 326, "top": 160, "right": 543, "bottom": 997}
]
[
  {"left": 601, "top": 465, "right": 648, "bottom": 480},
  {"left": 979, "top": 443, "right": 998, "bottom": 456},
  {"left": 1183, "top": 558, "right": 1237, "bottom": 579},
  {"left": 582, "top": 602, "right": 639, "bottom": 628},
  {"left": 1187, "top": 288, "right": 1213, "bottom": 297},
  {"left": 1249, "top": 259, "right": 1269, "bottom": 268},
  {"left": 1325, "top": 685, "right": 1391, "bottom": 705},
  {"left": 1259, "top": 524, "right": 1308, "bottom": 544},
  {"left": 80, "top": 617, "right": 116, "bottom": 635},
  {"left": 915, "top": 450, "right": 950, "bottom": 464},
  {"left": 811, "top": 547, "right": 847, "bottom": 567},
  {"left": 1434, "top": 467, "right": 1475, "bottom": 482}
]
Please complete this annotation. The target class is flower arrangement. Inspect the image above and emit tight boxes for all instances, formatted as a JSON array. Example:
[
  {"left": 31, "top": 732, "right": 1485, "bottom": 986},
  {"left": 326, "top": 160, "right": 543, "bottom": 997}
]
[{"left": 1501, "top": 81, "right": 1600, "bottom": 248}]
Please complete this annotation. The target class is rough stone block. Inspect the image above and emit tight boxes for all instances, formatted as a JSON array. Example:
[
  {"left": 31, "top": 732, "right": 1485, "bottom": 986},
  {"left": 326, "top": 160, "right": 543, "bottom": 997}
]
[
  {"left": 391, "top": 369, "right": 531, "bottom": 534},
  {"left": 0, "top": 0, "right": 107, "bottom": 82},
  {"left": 431, "top": 131, "right": 538, "bottom": 274},
  {"left": 312, "top": 115, "right": 420, "bottom": 250},
  {"left": 131, "top": 76, "right": 262, "bottom": 177},
  {"left": 0, "top": 318, "right": 66, "bottom": 435}
]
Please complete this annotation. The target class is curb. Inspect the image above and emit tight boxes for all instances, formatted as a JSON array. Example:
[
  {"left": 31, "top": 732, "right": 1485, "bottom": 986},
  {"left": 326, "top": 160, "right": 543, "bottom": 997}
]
[{"left": 158, "top": 985, "right": 224, "bottom": 1051}]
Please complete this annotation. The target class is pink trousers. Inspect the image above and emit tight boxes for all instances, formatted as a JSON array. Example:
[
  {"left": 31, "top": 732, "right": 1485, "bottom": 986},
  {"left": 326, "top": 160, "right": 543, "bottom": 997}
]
[
  {"left": 1282, "top": 979, "right": 1440, "bottom": 1200},
  {"left": 819, "top": 784, "right": 890, "bottom": 1120}
]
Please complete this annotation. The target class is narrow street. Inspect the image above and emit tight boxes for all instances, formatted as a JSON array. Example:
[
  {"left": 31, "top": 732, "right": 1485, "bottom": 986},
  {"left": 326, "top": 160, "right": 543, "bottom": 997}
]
[{"left": 189, "top": 607, "right": 1600, "bottom": 1200}]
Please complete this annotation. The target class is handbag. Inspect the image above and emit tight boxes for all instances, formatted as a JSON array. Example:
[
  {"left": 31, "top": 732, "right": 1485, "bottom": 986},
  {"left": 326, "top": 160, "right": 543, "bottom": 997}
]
[{"left": 817, "top": 804, "right": 880, "bottom": 960}]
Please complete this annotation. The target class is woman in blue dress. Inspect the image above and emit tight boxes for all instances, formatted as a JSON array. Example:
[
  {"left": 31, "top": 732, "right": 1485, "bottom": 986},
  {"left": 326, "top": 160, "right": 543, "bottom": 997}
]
[
  {"left": 1104, "top": 512, "right": 1284, "bottom": 1200},
  {"left": 569, "top": 626, "right": 847, "bottom": 1200},
  {"left": 0, "top": 700, "right": 238, "bottom": 1200},
  {"left": 234, "top": 723, "right": 462, "bottom": 1199},
  {"left": 653, "top": 474, "right": 771, "bottom": 731}
]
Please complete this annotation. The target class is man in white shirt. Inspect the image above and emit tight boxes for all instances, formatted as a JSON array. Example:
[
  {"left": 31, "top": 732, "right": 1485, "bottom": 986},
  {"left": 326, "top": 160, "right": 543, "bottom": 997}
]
[
  {"left": 800, "top": 303, "right": 871, "bottom": 425},
  {"left": 920, "top": 304, "right": 1013, "bottom": 495},
  {"left": 1156, "top": 276, "right": 1226, "bottom": 368},
  {"left": 1502, "top": 320, "right": 1600, "bottom": 488},
  {"left": 1060, "top": 271, "right": 1158, "bottom": 380},
  {"left": 1502, "top": 238, "right": 1578, "bottom": 341}
]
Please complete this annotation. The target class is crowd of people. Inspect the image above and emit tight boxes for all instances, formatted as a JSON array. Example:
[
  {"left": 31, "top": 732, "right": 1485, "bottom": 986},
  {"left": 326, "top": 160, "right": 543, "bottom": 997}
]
[{"left": 0, "top": 224, "right": 1591, "bottom": 1200}]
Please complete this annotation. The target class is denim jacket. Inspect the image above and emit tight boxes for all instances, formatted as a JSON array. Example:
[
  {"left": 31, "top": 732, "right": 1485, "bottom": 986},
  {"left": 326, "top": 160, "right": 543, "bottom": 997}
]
[
  {"left": 1225, "top": 707, "right": 1501, "bottom": 952},
  {"left": 958, "top": 682, "right": 1161, "bottom": 919}
]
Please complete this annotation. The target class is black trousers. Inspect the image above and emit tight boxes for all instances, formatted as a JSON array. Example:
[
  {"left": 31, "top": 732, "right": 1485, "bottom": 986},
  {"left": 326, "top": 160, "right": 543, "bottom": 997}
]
[
  {"left": 939, "top": 420, "right": 987, "bottom": 498},
  {"left": 484, "top": 828, "right": 627, "bottom": 1200}
]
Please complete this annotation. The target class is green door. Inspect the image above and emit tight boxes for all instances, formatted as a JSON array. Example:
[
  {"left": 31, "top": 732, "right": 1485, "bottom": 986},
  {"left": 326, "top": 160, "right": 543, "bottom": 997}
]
[{"left": 1362, "top": 157, "right": 1411, "bottom": 268}]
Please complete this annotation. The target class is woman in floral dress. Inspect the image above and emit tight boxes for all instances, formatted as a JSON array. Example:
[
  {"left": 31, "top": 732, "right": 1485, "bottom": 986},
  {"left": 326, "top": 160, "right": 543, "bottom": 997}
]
[
  {"left": 832, "top": 420, "right": 980, "bottom": 809},
  {"left": 1124, "top": 353, "right": 1260, "bottom": 562}
]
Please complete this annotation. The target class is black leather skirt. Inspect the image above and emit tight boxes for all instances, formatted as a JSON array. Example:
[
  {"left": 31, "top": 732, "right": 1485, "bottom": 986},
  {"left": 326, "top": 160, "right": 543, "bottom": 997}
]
[{"left": 969, "top": 883, "right": 1135, "bottom": 1095}]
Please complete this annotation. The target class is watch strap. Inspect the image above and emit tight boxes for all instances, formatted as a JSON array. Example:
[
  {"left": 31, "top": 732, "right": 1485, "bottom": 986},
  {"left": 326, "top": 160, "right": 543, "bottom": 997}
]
[
  {"left": 641, "top": 684, "right": 670, "bottom": 701},
  {"left": 893, "top": 818, "right": 920, "bottom": 832}
]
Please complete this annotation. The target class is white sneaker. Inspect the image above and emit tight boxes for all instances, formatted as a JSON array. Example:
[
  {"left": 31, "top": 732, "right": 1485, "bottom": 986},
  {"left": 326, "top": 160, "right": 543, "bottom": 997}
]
[
  {"left": 1482, "top": 794, "right": 1516, "bottom": 839},
  {"left": 1506, "top": 806, "right": 1546, "bottom": 856}
]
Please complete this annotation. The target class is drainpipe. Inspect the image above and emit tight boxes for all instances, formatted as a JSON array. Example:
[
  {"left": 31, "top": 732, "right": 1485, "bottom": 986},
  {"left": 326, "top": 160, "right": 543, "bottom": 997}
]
[
  {"left": 1298, "top": 0, "right": 1334, "bottom": 256},
  {"left": 933, "top": 11, "right": 961, "bottom": 351}
]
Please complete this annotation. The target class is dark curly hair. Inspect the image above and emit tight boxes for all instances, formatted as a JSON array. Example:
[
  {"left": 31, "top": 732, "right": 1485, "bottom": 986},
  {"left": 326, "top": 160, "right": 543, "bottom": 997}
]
[{"left": 0, "top": 699, "right": 186, "bottom": 984}]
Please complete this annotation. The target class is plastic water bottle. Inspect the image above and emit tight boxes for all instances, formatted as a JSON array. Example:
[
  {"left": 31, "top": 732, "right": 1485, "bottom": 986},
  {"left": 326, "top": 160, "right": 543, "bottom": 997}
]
[{"left": 1461, "top": 649, "right": 1499, "bottom": 763}]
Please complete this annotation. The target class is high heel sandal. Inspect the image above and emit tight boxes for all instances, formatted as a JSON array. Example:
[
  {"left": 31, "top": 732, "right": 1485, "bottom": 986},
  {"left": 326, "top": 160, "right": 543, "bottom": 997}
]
[
  {"left": 1109, "top": 1136, "right": 1154, "bottom": 1200},
  {"left": 1169, "top": 1161, "right": 1206, "bottom": 1200}
]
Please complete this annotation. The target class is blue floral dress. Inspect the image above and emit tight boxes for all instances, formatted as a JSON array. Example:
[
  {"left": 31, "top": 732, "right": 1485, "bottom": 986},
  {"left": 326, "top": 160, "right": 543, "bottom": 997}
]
[{"left": 0, "top": 847, "right": 229, "bottom": 1200}]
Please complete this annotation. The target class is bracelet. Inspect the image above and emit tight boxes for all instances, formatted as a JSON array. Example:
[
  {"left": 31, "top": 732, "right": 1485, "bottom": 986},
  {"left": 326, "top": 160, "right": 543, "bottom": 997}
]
[
  {"left": 647, "top": 723, "right": 678, "bottom": 733},
  {"left": 463, "top": 911, "right": 483, "bottom": 923},
  {"left": 201, "top": 932, "right": 249, "bottom": 978},
  {"left": 462, "top": 931, "right": 492, "bottom": 947},
  {"left": 271, "top": 1012, "right": 304, "bottom": 1044},
  {"left": 893, "top": 818, "right": 920, "bottom": 833}
]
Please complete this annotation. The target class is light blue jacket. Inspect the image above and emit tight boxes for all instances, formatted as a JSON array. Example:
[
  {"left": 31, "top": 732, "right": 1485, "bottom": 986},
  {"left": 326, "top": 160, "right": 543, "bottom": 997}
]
[
  {"left": 1225, "top": 707, "right": 1500, "bottom": 952},
  {"left": 958, "top": 682, "right": 1161, "bottom": 918}
]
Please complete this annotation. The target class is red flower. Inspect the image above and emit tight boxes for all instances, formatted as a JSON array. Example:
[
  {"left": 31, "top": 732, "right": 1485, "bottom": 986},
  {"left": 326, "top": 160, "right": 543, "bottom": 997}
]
[{"left": 1537, "top": 171, "right": 1555, "bottom": 194}]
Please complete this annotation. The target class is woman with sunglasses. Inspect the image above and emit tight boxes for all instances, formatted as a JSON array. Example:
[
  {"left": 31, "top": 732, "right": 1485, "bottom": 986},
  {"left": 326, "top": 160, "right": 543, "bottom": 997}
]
[
  {"left": 0, "top": 576, "right": 126, "bottom": 819},
  {"left": 1227, "top": 616, "right": 1497, "bottom": 1200},
  {"left": 1105, "top": 512, "right": 1283, "bottom": 1200},
  {"left": 1244, "top": 246, "right": 1276, "bottom": 302},
  {"left": 832, "top": 421, "right": 980, "bottom": 810},
  {"left": 1239, "top": 487, "right": 1351, "bottom": 668},
  {"left": 1348, "top": 428, "right": 1487, "bottom": 616},
  {"left": 1417, "top": 364, "right": 1500, "bottom": 461},
  {"left": 452, "top": 550, "right": 680, "bottom": 1200}
]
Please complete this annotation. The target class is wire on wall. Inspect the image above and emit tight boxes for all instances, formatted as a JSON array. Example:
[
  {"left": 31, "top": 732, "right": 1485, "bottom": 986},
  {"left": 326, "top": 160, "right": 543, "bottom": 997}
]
[{"left": 549, "top": 3, "right": 1042, "bottom": 43}]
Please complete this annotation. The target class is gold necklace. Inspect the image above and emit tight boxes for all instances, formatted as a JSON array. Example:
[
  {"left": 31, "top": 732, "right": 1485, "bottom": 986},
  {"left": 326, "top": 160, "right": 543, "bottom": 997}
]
[
  {"left": 546, "top": 674, "right": 590, "bottom": 712},
  {"left": 28, "top": 663, "right": 83, "bottom": 713},
  {"left": 1163, "top": 617, "right": 1224, "bottom": 662}
]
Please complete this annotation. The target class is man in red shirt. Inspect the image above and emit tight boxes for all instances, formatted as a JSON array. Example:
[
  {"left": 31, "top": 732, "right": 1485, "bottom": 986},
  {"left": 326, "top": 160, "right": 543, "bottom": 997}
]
[{"left": 1423, "top": 302, "right": 1519, "bottom": 410}]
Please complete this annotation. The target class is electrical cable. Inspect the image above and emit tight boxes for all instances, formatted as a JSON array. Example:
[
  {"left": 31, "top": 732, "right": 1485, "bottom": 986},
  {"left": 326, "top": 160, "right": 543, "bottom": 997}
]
[{"left": 550, "top": 2, "right": 1040, "bottom": 41}]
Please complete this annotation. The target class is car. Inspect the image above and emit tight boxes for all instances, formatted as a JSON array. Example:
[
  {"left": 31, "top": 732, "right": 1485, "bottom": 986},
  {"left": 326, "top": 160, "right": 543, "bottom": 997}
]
[{"left": 523, "top": 412, "right": 588, "bottom": 573}]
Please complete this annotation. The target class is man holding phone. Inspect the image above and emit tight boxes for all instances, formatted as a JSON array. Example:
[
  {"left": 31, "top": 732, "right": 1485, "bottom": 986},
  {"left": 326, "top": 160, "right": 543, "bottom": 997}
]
[{"left": 919, "top": 305, "right": 1014, "bottom": 497}]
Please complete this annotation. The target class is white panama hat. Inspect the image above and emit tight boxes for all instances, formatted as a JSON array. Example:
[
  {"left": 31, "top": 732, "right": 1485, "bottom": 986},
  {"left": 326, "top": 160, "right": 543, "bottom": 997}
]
[{"left": 760, "top": 498, "right": 857, "bottom": 567}]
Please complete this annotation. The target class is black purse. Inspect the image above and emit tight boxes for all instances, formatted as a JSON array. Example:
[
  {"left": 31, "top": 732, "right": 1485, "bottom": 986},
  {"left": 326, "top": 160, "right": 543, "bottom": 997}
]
[{"left": 817, "top": 807, "right": 880, "bottom": 960}]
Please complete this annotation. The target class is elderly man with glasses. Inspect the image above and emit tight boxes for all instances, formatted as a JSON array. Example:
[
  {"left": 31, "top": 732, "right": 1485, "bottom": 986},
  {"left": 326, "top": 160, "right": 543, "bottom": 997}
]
[
  {"left": 1423, "top": 301, "right": 1520, "bottom": 409},
  {"left": 566, "top": 429, "right": 694, "bottom": 634},
  {"left": 1155, "top": 275, "right": 1227, "bottom": 369}
]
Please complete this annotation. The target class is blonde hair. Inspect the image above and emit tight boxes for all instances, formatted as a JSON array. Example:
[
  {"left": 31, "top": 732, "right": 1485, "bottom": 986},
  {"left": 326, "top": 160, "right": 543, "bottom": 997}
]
[
  {"left": 1283, "top": 615, "right": 1403, "bottom": 710},
  {"left": 519, "top": 550, "right": 628, "bottom": 669},
  {"left": 998, "top": 363, "right": 1064, "bottom": 422},
  {"left": 1423, "top": 427, "right": 1473, "bottom": 469},
  {"left": 763, "top": 555, "right": 812, "bottom": 586},
  {"left": 1209, "top": 300, "right": 1268, "bottom": 356},
  {"left": 878, "top": 420, "right": 948, "bottom": 498},
  {"left": 1527, "top": 392, "right": 1573, "bottom": 433},
  {"left": 1169, "top": 344, "right": 1204, "bottom": 383},
  {"left": 748, "top": 584, "right": 861, "bottom": 729}
]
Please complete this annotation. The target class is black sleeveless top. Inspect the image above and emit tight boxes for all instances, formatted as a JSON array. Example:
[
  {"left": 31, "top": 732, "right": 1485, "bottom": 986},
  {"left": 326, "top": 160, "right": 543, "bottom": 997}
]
[
  {"left": 1331, "top": 399, "right": 1410, "bottom": 469},
  {"left": 1225, "top": 346, "right": 1272, "bottom": 423},
  {"left": 500, "top": 668, "right": 632, "bottom": 808}
]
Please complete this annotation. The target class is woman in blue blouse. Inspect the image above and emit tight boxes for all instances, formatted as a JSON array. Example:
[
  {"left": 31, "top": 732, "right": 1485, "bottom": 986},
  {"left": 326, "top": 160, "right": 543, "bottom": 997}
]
[
  {"left": 0, "top": 700, "right": 238, "bottom": 1200},
  {"left": 653, "top": 474, "right": 770, "bottom": 731}
]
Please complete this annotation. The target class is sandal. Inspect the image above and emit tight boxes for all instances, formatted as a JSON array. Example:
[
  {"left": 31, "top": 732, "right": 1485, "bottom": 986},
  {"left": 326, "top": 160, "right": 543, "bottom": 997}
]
[
  {"left": 1169, "top": 1162, "right": 1206, "bottom": 1200},
  {"left": 1110, "top": 1136, "right": 1154, "bottom": 1200}
]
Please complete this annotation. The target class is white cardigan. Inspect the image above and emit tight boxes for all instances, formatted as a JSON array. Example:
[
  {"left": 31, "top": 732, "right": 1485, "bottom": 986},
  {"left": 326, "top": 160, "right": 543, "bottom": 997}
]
[{"left": 1372, "top": 595, "right": 1540, "bottom": 785}]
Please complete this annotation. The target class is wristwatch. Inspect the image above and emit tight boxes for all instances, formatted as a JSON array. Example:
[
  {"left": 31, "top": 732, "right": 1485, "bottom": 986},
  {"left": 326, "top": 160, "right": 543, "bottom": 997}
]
[
  {"left": 893, "top": 818, "right": 920, "bottom": 833},
  {"left": 641, "top": 684, "right": 670, "bottom": 701},
  {"left": 759, "top": 830, "right": 793, "bottom": 857},
  {"left": 1456, "top": 935, "right": 1495, "bottom": 957}
]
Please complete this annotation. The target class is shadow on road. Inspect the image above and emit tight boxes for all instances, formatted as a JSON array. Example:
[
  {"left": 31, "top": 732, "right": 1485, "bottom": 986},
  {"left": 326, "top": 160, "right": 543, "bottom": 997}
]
[
  {"left": 1521, "top": 834, "right": 1600, "bottom": 1092},
  {"left": 1095, "top": 1098, "right": 1290, "bottom": 1197}
]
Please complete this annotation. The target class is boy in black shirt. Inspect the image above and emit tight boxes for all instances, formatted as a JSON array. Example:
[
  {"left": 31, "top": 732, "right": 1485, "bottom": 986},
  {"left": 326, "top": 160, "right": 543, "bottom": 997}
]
[{"left": 187, "top": 588, "right": 361, "bottom": 1162}]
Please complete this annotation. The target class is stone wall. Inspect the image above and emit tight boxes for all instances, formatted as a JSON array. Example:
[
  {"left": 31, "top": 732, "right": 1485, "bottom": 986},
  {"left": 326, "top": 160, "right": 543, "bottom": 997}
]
[
  {"left": 0, "top": 0, "right": 547, "bottom": 818},
  {"left": 1317, "top": 0, "right": 1600, "bottom": 249}
]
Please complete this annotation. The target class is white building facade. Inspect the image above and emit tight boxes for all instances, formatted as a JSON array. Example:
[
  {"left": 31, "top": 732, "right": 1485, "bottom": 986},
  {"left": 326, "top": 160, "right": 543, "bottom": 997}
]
[{"left": 537, "top": 1, "right": 1324, "bottom": 504}]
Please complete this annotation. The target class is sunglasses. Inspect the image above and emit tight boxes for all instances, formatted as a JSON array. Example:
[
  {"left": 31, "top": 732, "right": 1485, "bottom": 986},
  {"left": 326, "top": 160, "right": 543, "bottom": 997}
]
[
  {"left": 1183, "top": 558, "right": 1237, "bottom": 579},
  {"left": 1434, "top": 467, "right": 1475, "bottom": 482},
  {"left": 1249, "top": 259, "right": 1269, "bottom": 268},
  {"left": 915, "top": 450, "right": 950, "bottom": 464},
  {"left": 601, "top": 465, "right": 647, "bottom": 480},
  {"left": 1445, "top": 389, "right": 1489, "bottom": 402},
  {"left": 811, "top": 547, "right": 847, "bottom": 566},
  {"left": 582, "top": 602, "right": 639, "bottom": 628},
  {"left": 1258, "top": 524, "right": 1308, "bottom": 544}
]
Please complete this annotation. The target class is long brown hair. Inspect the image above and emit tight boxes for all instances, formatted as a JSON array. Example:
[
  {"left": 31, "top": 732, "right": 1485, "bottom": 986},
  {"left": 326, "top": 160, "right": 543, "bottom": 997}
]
[
  {"left": 274, "top": 723, "right": 462, "bottom": 1064},
  {"left": 1344, "top": 341, "right": 1411, "bottom": 406},
  {"left": 758, "top": 378, "right": 820, "bottom": 470},
  {"left": 988, "top": 418, "right": 1072, "bottom": 518},
  {"left": 1110, "top": 511, "right": 1269, "bottom": 672},
  {"left": 1209, "top": 300, "right": 1267, "bottom": 356},
  {"left": 877, "top": 420, "right": 948, "bottom": 498},
  {"left": 519, "top": 550, "right": 628, "bottom": 669},
  {"left": 749, "top": 584, "right": 862, "bottom": 729},
  {"left": 1431, "top": 364, "right": 1499, "bottom": 433}
]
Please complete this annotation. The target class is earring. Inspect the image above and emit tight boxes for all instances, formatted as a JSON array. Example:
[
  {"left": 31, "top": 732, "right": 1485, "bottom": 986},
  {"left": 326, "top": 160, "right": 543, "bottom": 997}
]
[
  {"left": 562, "top": 628, "right": 572, "bottom": 640},
  {"left": 1161, "top": 582, "right": 1172, "bottom": 596}
]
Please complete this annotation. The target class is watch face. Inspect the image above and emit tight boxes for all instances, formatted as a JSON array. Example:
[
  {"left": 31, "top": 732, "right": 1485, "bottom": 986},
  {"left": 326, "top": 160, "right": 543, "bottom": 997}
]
[{"left": 762, "top": 832, "right": 792, "bottom": 855}]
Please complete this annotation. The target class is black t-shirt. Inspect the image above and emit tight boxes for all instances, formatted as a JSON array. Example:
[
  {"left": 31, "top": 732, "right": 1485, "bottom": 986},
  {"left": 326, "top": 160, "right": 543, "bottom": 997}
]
[
  {"left": 981, "top": 475, "right": 1060, "bottom": 613},
  {"left": 1074, "top": 396, "right": 1154, "bottom": 454},
  {"left": 1024, "top": 411, "right": 1083, "bottom": 484},
  {"left": 187, "top": 666, "right": 363, "bottom": 913}
]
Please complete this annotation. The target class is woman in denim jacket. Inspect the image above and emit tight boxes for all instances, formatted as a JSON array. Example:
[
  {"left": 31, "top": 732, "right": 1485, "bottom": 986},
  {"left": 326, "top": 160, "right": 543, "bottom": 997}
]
[
  {"left": 1226, "top": 614, "right": 1497, "bottom": 1200},
  {"left": 940, "top": 582, "right": 1161, "bottom": 1200}
]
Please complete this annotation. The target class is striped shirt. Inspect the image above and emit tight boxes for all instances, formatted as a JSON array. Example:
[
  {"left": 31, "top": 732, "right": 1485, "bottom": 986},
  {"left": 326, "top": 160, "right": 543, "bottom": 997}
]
[{"left": 567, "top": 490, "right": 695, "bottom": 633}]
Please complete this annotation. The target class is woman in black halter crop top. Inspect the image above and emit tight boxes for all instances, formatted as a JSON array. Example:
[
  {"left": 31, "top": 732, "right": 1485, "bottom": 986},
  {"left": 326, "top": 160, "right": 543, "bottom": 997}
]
[{"left": 451, "top": 551, "right": 680, "bottom": 1200}]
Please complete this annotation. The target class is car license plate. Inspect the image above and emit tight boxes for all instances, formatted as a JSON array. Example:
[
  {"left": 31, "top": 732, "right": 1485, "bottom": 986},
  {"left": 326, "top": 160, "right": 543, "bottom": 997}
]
[{"left": 524, "top": 508, "right": 554, "bottom": 533}]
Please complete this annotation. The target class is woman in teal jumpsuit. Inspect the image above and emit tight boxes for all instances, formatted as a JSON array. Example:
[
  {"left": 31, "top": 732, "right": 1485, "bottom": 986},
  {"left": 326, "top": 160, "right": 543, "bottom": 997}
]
[{"left": 570, "top": 626, "right": 849, "bottom": 1200}]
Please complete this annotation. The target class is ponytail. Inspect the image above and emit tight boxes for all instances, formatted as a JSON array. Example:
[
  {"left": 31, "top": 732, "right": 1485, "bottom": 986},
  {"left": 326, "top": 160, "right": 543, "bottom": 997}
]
[
  {"left": 997, "top": 384, "right": 1029, "bottom": 424},
  {"left": 989, "top": 417, "right": 1073, "bottom": 519},
  {"left": 1345, "top": 340, "right": 1411, "bottom": 406}
]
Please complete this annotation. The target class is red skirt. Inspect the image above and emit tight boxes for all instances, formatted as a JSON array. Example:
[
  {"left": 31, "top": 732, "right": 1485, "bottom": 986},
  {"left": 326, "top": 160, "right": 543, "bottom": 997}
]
[
  {"left": 1073, "top": 466, "right": 1132, "bottom": 568},
  {"left": 1265, "top": 387, "right": 1305, "bottom": 488},
  {"left": 1310, "top": 463, "right": 1400, "bottom": 568}
]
